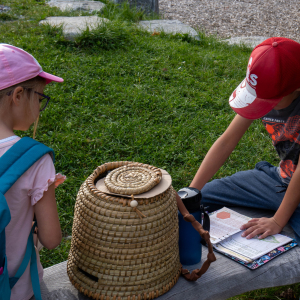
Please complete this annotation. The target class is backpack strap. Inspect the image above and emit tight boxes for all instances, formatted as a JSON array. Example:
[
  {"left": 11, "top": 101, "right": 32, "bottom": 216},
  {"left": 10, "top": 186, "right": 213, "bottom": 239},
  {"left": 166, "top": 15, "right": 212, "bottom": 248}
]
[
  {"left": 0, "top": 137, "right": 55, "bottom": 195},
  {"left": 9, "top": 222, "right": 42, "bottom": 300},
  {"left": 0, "top": 137, "right": 54, "bottom": 299},
  {"left": 0, "top": 194, "right": 11, "bottom": 270}
]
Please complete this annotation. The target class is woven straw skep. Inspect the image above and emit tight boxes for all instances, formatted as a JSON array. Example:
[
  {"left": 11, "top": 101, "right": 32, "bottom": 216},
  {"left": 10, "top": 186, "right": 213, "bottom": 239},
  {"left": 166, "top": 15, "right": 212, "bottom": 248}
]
[{"left": 67, "top": 161, "right": 181, "bottom": 300}]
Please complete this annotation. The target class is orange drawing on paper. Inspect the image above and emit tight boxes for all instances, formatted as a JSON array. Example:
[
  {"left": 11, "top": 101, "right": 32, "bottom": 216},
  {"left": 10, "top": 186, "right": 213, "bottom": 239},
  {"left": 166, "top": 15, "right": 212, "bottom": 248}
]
[{"left": 216, "top": 212, "right": 231, "bottom": 219}]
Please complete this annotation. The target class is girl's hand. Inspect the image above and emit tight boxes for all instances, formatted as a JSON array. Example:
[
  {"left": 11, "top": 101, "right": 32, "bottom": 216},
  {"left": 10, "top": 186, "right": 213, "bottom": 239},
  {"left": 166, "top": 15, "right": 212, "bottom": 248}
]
[
  {"left": 53, "top": 173, "right": 66, "bottom": 188},
  {"left": 240, "top": 217, "right": 284, "bottom": 240}
]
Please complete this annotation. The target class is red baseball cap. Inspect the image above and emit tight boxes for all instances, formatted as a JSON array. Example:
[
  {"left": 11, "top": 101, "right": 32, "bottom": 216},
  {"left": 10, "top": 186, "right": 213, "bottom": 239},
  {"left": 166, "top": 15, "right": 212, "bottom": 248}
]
[{"left": 229, "top": 37, "right": 300, "bottom": 119}]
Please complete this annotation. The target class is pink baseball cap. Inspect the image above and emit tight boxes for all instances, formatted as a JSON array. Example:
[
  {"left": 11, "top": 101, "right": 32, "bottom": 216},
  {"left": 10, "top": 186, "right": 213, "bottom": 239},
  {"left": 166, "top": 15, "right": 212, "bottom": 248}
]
[
  {"left": 0, "top": 44, "right": 63, "bottom": 91},
  {"left": 229, "top": 37, "right": 300, "bottom": 119}
]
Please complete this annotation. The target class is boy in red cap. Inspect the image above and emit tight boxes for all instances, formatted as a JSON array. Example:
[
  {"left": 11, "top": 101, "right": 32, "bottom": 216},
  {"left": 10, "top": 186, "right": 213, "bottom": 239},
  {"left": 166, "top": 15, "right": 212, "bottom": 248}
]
[{"left": 189, "top": 37, "right": 300, "bottom": 242}]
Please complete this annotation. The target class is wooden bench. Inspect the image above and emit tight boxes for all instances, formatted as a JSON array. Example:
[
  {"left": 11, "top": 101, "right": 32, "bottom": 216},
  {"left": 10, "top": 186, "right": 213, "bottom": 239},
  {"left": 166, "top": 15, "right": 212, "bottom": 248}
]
[{"left": 36, "top": 207, "right": 300, "bottom": 300}]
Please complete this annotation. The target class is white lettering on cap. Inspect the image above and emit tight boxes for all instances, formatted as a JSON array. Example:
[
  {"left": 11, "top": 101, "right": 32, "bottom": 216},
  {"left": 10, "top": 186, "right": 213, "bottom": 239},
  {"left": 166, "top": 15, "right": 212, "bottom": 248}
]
[
  {"left": 246, "top": 57, "right": 258, "bottom": 87},
  {"left": 229, "top": 79, "right": 257, "bottom": 108},
  {"left": 246, "top": 57, "right": 252, "bottom": 81},
  {"left": 249, "top": 74, "right": 258, "bottom": 86}
]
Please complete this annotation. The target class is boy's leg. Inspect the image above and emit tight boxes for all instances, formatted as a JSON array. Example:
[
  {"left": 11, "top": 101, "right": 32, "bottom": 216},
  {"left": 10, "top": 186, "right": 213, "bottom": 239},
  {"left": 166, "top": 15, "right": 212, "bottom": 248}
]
[
  {"left": 201, "top": 161, "right": 300, "bottom": 243},
  {"left": 201, "top": 161, "right": 285, "bottom": 211}
]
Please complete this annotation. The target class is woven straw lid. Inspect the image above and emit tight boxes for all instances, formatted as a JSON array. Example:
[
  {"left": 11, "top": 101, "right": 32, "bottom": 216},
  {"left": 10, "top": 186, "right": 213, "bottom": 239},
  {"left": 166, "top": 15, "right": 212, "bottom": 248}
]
[
  {"left": 104, "top": 163, "right": 162, "bottom": 195},
  {"left": 67, "top": 161, "right": 181, "bottom": 300}
]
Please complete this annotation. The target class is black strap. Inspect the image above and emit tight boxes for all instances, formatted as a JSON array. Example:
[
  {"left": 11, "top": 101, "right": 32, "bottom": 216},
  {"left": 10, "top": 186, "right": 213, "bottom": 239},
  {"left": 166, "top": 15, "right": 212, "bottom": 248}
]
[{"left": 200, "top": 205, "right": 210, "bottom": 232}]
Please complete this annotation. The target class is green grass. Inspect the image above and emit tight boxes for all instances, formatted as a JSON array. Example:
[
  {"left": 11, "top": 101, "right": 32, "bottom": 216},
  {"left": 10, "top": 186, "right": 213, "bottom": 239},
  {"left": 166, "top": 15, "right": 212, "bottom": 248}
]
[
  {"left": 0, "top": 12, "right": 18, "bottom": 21},
  {"left": 1, "top": 0, "right": 299, "bottom": 299}
]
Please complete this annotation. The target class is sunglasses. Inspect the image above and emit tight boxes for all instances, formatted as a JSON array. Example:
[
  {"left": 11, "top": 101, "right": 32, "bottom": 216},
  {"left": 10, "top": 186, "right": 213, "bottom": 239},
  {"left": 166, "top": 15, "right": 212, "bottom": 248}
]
[{"left": 7, "top": 88, "right": 51, "bottom": 112}]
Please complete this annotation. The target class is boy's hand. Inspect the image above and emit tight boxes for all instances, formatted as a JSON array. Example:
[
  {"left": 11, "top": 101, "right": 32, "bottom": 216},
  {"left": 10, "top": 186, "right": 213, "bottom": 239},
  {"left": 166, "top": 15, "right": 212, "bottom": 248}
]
[{"left": 240, "top": 217, "right": 283, "bottom": 239}]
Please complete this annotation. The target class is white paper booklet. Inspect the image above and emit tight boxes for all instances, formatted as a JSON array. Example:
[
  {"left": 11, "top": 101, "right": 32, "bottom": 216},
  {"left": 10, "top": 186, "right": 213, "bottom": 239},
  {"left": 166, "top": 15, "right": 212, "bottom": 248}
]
[
  {"left": 209, "top": 207, "right": 251, "bottom": 244},
  {"left": 209, "top": 207, "right": 293, "bottom": 262}
]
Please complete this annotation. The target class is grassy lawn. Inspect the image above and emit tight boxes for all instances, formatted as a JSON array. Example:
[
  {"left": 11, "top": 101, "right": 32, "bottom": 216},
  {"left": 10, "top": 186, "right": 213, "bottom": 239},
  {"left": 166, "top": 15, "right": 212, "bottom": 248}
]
[{"left": 2, "top": 0, "right": 299, "bottom": 299}]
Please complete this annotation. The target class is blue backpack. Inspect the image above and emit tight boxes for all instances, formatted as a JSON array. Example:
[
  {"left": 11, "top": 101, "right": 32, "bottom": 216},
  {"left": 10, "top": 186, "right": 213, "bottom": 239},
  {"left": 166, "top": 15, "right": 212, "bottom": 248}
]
[{"left": 0, "top": 137, "right": 54, "bottom": 300}]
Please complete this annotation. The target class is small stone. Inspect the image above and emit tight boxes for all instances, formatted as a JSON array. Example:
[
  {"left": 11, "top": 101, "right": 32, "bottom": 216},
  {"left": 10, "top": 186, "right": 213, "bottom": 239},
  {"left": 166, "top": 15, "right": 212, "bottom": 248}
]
[{"left": 0, "top": 5, "right": 11, "bottom": 12}]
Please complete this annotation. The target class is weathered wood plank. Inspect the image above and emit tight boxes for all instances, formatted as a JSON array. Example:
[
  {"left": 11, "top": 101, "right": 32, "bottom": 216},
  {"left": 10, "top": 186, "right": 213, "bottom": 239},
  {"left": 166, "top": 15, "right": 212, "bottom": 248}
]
[{"left": 35, "top": 207, "right": 300, "bottom": 300}]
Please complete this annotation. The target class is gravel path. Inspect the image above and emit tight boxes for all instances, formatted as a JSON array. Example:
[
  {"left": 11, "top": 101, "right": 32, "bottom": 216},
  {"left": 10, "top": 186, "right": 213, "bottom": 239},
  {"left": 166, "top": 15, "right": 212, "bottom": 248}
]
[{"left": 159, "top": 0, "right": 300, "bottom": 43}]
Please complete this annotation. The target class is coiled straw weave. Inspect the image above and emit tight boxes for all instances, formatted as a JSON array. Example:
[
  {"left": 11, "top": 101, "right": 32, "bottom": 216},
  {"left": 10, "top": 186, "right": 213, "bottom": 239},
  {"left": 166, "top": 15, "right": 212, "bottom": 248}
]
[
  {"left": 105, "top": 164, "right": 162, "bottom": 195},
  {"left": 67, "top": 161, "right": 181, "bottom": 300}
]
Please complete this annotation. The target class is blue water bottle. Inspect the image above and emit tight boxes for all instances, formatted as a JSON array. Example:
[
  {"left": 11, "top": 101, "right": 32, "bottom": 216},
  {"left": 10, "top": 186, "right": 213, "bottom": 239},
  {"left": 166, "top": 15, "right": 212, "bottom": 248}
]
[{"left": 178, "top": 187, "right": 205, "bottom": 265}]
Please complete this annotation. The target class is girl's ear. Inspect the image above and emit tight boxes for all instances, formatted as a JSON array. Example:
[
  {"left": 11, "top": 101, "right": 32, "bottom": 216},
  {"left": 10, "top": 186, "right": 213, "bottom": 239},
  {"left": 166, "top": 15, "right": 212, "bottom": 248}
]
[{"left": 11, "top": 86, "right": 25, "bottom": 106}]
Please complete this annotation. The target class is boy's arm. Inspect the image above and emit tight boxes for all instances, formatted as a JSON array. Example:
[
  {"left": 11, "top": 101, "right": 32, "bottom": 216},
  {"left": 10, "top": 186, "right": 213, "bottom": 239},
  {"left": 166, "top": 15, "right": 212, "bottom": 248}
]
[
  {"left": 241, "top": 155, "right": 300, "bottom": 239},
  {"left": 190, "top": 114, "right": 253, "bottom": 191}
]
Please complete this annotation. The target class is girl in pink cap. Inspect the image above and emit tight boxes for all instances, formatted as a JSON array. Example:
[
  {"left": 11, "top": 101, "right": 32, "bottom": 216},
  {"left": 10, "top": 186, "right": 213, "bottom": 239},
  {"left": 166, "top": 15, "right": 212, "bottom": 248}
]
[{"left": 0, "top": 44, "right": 65, "bottom": 300}]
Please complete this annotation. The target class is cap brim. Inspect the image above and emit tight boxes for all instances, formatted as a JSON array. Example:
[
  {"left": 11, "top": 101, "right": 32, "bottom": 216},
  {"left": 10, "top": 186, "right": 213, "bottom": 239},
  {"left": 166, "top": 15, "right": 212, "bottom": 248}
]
[
  {"left": 38, "top": 71, "right": 64, "bottom": 84},
  {"left": 229, "top": 78, "right": 282, "bottom": 119}
]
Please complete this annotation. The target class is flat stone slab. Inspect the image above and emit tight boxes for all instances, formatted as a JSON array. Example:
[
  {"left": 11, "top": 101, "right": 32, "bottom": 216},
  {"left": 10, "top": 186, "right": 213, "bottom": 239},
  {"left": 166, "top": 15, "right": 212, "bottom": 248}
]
[
  {"left": 34, "top": 207, "right": 300, "bottom": 300},
  {"left": 47, "top": 0, "right": 105, "bottom": 12},
  {"left": 39, "top": 16, "right": 109, "bottom": 39},
  {"left": 224, "top": 36, "right": 270, "bottom": 48},
  {"left": 139, "top": 20, "right": 198, "bottom": 38}
]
